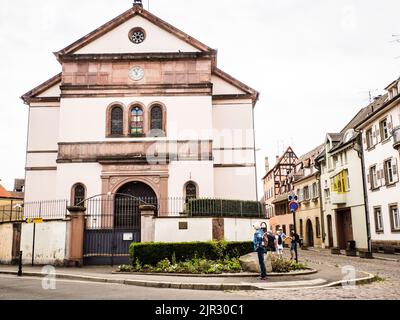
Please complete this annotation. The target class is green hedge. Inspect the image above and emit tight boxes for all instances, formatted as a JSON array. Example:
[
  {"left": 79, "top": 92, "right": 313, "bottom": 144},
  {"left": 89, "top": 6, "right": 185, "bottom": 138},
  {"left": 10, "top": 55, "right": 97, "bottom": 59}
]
[
  {"left": 186, "top": 199, "right": 263, "bottom": 217},
  {"left": 129, "top": 241, "right": 253, "bottom": 266}
]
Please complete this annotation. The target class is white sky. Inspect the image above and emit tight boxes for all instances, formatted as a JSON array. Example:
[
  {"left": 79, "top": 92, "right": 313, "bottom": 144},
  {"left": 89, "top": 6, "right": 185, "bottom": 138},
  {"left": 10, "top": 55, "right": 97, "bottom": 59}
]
[{"left": 0, "top": 0, "right": 399, "bottom": 196}]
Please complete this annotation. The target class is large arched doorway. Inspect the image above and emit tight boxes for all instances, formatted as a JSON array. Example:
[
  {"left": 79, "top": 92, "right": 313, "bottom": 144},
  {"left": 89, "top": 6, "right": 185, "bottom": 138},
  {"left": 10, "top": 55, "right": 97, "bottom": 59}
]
[
  {"left": 83, "top": 181, "right": 158, "bottom": 266},
  {"left": 115, "top": 181, "right": 158, "bottom": 228},
  {"left": 306, "top": 219, "right": 314, "bottom": 247}
]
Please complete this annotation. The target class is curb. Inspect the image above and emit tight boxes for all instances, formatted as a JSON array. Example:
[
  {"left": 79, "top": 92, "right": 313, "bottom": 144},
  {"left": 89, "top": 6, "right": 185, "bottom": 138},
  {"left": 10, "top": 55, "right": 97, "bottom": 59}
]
[
  {"left": 0, "top": 268, "right": 375, "bottom": 291},
  {"left": 112, "top": 268, "right": 318, "bottom": 278}
]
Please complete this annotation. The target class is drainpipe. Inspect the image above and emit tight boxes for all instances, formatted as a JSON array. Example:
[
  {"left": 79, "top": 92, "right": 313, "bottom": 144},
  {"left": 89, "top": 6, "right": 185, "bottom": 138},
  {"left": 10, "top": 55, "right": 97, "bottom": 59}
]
[{"left": 354, "top": 133, "right": 372, "bottom": 253}]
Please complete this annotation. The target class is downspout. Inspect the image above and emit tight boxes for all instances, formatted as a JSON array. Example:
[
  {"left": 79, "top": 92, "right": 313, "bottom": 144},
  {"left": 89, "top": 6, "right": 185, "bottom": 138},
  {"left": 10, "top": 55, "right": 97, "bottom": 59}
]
[
  {"left": 354, "top": 133, "right": 372, "bottom": 253},
  {"left": 314, "top": 160, "right": 326, "bottom": 247}
]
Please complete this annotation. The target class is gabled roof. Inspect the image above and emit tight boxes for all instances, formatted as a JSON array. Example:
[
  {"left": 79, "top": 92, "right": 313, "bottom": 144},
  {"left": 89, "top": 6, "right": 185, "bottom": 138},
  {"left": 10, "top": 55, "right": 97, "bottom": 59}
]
[
  {"left": 21, "top": 73, "right": 62, "bottom": 104},
  {"left": 262, "top": 146, "right": 297, "bottom": 180},
  {"left": 213, "top": 68, "right": 260, "bottom": 103},
  {"left": 54, "top": 5, "right": 214, "bottom": 59}
]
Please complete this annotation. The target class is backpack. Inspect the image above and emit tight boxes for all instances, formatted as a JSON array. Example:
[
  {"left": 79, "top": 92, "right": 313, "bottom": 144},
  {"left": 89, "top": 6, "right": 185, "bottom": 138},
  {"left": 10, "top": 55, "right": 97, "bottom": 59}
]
[
  {"left": 278, "top": 235, "right": 283, "bottom": 245},
  {"left": 267, "top": 234, "right": 275, "bottom": 251}
]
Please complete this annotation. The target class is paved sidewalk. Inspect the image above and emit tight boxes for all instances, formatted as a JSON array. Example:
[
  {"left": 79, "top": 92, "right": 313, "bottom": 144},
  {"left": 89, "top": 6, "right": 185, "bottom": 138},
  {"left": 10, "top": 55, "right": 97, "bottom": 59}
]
[
  {"left": 0, "top": 257, "right": 374, "bottom": 291},
  {"left": 306, "top": 247, "right": 400, "bottom": 262}
]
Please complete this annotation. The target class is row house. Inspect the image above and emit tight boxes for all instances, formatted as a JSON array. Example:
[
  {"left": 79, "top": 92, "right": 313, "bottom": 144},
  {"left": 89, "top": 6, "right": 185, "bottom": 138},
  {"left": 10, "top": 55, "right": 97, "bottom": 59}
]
[
  {"left": 356, "top": 77, "right": 400, "bottom": 253},
  {"left": 292, "top": 144, "right": 324, "bottom": 247},
  {"left": 314, "top": 96, "right": 388, "bottom": 251},
  {"left": 262, "top": 147, "right": 297, "bottom": 234}
]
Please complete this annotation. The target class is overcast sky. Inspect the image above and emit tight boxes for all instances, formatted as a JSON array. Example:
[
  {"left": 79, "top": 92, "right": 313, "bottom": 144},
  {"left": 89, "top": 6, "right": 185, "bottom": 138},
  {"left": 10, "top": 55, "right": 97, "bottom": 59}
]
[{"left": 0, "top": 0, "right": 399, "bottom": 195}]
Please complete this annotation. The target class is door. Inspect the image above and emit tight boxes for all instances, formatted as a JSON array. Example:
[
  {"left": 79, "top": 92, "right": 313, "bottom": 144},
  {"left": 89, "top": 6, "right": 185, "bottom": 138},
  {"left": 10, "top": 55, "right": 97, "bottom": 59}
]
[
  {"left": 83, "top": 181, "right": 158, "bottom": 266},
  {"left": 327, "top": 215, "right": 334, "bottom": 248},
  {"left": 306, "top": 220, "right": 314, "bottom": 247},
  {"left": 336, "top": 209, "right": 353, "bottom": 250},
  {"left": 11, "top": 223, "right": 22, "bottom": 265}
]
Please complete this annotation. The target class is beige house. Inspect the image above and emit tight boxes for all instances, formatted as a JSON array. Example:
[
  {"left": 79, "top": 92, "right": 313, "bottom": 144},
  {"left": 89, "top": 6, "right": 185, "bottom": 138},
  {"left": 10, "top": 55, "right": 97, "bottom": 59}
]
[{"left": 293, "top": 145, "right": 324, "bottom": 248}]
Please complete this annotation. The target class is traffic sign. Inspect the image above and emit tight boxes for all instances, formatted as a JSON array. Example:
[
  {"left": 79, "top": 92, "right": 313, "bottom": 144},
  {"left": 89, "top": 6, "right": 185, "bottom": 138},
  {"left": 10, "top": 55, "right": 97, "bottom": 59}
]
[
  {"left": 26, "top": 218, "right": 44, "bottom": 224},
  {"left": 289, "top": 201, "right": 299, "bottom": 212}
]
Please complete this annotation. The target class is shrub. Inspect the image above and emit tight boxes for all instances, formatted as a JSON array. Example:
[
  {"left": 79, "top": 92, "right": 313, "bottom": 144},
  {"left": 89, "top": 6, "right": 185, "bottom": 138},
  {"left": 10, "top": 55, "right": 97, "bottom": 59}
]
[
  {"left": 271, "top": 258, "right": 307, "bottom": 273},
  {"left": 186, "top": 199, "right": 263, "bottom": 218},
  {"left": 129, "top": 241, "right": 253, "bottom": 266}
]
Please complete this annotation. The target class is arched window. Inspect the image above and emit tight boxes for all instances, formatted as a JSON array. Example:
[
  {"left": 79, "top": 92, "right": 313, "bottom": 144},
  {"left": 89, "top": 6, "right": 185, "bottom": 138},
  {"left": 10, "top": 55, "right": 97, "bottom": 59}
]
[
  {"left": 185, "top": 182, "right": 197, "bottom": 203},
  {"left": 111, "top": 106, "right": 123, "bottom": 135},
  {"left": 72, "top": 184, "right": 86, "bottom": 206},
  {"left": 130, "top": 106, "right": 144, "bottom": 136},
  {"left": 150, "top": 106, "right": 163, "bottom": 131}
]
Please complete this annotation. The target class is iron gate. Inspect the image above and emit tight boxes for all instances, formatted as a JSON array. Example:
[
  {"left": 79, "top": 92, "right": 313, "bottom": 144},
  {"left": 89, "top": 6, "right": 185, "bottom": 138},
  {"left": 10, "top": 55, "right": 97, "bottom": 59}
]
[{"left": 83, "top": 196, "right": 158, "bottom": 266}]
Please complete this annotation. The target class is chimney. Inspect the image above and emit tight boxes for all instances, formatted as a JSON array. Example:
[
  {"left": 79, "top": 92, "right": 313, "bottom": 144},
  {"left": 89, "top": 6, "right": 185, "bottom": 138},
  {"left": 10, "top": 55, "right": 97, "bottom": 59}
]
[
  {"left": 133, "top": 0, "right": 143, "bottom": 7},
  {"left": 265, "top": 157, "right": 270, "bottom": 172}
]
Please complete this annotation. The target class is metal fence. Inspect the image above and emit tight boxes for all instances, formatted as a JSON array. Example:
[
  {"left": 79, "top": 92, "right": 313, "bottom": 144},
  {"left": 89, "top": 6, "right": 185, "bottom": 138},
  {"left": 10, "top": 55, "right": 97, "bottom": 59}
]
[{"left": 0, "top": 202, "right": 24, "bottom": 223}]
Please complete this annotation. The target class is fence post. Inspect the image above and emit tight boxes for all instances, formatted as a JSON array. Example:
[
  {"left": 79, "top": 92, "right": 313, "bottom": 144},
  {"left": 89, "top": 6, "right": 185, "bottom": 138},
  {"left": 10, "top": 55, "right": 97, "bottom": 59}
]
[
  {"left": 66, "top": 206, "right": 86, "bottom": 267},
  {"left": 140, "top": 205, "right": 156, "bottom": 243}
]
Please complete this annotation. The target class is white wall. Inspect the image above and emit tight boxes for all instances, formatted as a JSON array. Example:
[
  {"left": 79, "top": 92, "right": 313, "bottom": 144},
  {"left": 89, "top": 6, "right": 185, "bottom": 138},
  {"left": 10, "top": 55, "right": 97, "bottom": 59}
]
[
  {"left": 56, "top": 163, "right": 103, "bottom": 201},
  {"left": 27, "top": 107, "right": 59, "bottom": 151},
  {"left": 25, "top": 171, "right": 57, "bottom": 202},
  {"left": 362, "top": 104, "right": 400, "bottom": 241},
  {"left": 154, "top": 217, "right": 269, "bottom": 243},
  {"left": 20, "top": 221, "right": 67, "bottom": 265},
  {"left": 76, "top": 15, "right": 200, "bottom": 54},
  {"left": 0, "top": 223, "right": 13, "bottom": 264},
  {"left": 214, "top": 167, "right": 257, "bottom": 201},
  {"left": 26, "top": 153, "right": 58, "bottom": 168},
  {"left": 212, "top": 75, "right": 245, "bottom": 95},
  {"left": 59, "top": 96, "right": 212, "bottom": 142},
  {"left": 168, "top": 161, "right": 214, "bottom": 199}
]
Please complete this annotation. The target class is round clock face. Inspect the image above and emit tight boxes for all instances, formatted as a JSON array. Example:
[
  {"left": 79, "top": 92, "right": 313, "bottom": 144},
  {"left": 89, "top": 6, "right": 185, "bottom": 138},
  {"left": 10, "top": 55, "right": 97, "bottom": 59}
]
[{"left": 129, "top": 67, "right": 144, "bottom": 81}]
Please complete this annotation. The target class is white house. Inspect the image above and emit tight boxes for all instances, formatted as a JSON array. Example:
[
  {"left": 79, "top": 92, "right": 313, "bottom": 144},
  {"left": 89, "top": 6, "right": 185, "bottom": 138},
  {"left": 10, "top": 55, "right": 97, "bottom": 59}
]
[
  {"left": 314, "top": 101, "right": 384, "bottom": 252},
  {"left": 356, "top": 77, "right": 400, "bottom": 253},
  {"left": 17, "top": 3, "right": 263, "bottom": 265}
]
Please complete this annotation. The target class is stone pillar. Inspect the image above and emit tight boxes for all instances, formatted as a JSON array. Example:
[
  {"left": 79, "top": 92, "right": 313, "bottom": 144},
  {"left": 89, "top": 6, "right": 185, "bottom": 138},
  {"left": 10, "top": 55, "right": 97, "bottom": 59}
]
[
  {"left": 140, "top": 205, "right": 156, "bottom": 243},
  {"left": 66, "top": 206, "right": 86, "bottom": 267}
]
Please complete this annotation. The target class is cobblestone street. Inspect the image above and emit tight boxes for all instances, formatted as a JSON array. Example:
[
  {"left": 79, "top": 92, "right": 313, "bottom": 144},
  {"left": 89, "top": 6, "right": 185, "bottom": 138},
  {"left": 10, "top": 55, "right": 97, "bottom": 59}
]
[{"left": 229, "top": 249, "right": 400, "bottom": 300}]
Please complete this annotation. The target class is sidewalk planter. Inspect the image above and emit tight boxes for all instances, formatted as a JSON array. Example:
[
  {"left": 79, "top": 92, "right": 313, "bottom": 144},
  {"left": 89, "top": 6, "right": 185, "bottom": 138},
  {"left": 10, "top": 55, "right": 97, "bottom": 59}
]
[{"left": 331, "top": 247, "right": 341, "bottom": 255}]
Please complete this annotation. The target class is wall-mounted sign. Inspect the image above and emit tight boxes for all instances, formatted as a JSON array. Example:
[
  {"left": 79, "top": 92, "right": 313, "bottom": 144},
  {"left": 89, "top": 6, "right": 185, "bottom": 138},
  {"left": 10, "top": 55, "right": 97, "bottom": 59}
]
[
  {"left": 123, "top": 233, "right": 134, "bottom": 241},
  {"left": 26, "top": 218, "right": 43, "bottom": 224}
]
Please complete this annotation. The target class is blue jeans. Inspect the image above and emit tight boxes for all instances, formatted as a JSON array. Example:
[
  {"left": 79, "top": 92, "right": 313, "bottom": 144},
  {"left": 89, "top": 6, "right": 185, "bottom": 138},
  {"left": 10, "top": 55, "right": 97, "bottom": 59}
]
[{"left": 257, "top": 247, "right": 267, "bottom": 278}]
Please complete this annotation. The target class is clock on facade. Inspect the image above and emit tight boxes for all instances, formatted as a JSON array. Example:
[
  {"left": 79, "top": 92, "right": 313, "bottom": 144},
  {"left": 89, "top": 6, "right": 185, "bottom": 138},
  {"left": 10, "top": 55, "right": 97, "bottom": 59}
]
[{"left": 129, "top": 67, "right": 145, "bottom": 81}]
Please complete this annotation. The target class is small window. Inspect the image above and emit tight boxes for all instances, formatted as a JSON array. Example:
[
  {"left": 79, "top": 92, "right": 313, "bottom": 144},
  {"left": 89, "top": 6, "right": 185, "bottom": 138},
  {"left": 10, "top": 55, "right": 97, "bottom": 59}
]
[
  {"left": 150, "top": 106, "right": 163, "bottom": 131},
  {"left": 380, "top": 118, "right": 389, "bottom": 141},
  {"left": 366, "top": 128, "right": 373, "bottom": 149},
  {"left": 390, "top": 205, "right": 400, "bottom": 231},
  {"left": 370, "top": 166, "right": 378, "bottom": 189},
  {"left": 130, "top": 107, "right": 144, "bottom": 136},
  {"left": 384, "top": 159, "right": 394, "bottom": 185},
  {"left": 374, "top": 207, "right": 383, "bottom": 232},
  {"left": 72, "top": 184, "right": 86, "bottom": 206},
  {"left": 111, "top": 106, "right": 123, "bottom": 135},
  {"left": 185, "top": 182, "right": 197, "bottom": 203},
  {"left": 303, "top": 186, "right": 310, "bottom": 200}
]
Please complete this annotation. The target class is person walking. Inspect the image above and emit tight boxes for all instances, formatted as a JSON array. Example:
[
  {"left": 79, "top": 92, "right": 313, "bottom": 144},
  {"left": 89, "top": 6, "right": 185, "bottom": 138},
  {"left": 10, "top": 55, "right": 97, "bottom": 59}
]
[
  {"left": 276, "top": 230, "right": 285, "bottom": 259},
  {"left": 253, "top": 224, "right": 267, "bottom": 280},
  {"left": 289, "top": 230, "right": 300, "bottom": 261}
]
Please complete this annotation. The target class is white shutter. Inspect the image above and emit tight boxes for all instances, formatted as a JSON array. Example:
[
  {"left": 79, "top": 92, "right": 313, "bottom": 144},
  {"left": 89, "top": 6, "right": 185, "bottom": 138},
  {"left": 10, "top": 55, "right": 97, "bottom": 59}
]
[
  {"left": 372, "top": 126, "right": 378, "bottom": 145},
  {"left": 388, "top": 115, "right": 393, "bottom": 133}
]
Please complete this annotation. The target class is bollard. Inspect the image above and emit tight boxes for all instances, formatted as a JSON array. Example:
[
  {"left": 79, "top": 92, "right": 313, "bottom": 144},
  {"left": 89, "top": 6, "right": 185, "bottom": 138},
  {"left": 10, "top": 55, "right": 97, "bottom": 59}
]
[{"left": 18, "top": 251, "right": 23, "bottom": 277}]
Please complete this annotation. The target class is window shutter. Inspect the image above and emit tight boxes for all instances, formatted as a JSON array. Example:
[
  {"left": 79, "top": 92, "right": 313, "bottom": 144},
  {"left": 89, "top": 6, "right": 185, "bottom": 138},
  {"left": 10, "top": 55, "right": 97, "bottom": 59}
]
[
  {"left": 383, "top": 162, "right": 389, "bottom": 186},
  {"left": 377, "top": 164, "right": 384, "bottom": 187},
  {"left": 393, "top": 158, "right": 399, "bottom": 183},
  {"left": 387, "top": 115, "right": 393, "bottom": 132},
  {"left": 372, "top": 127, "right": 378, "bottom": 145},
  {"left": 367, "top": 173, "right": 371, "bottom": 189}
]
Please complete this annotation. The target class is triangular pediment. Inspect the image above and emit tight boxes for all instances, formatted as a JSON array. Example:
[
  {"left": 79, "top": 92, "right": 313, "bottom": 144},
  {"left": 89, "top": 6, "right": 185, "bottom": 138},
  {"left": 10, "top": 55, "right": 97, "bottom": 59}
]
[{"left": 55, "top": 5, "right": 213, "bottom": 57}]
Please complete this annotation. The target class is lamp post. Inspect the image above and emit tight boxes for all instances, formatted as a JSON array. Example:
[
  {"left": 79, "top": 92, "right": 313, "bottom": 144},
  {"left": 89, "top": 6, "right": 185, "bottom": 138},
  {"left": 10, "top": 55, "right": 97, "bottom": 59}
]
[{"left": 288, "top": 195, "right": 299, "bottom": 263}]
